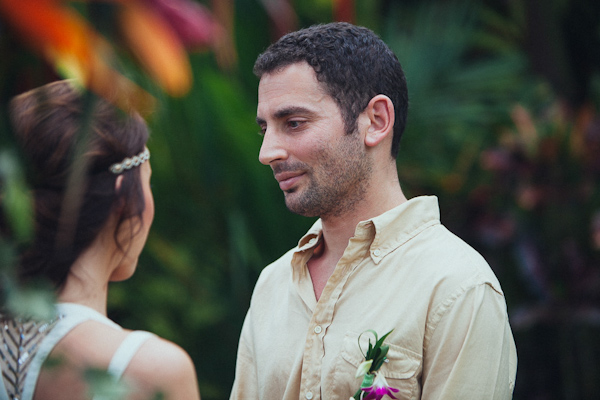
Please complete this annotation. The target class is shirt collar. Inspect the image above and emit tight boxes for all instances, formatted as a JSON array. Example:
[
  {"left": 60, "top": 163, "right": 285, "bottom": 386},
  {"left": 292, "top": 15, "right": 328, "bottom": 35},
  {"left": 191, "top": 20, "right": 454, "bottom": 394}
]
[
  {"left": 297, "top": 219, "right": 322, "bottom": 251},
  {"left": 364, "top": 195, "right": 440, "bottom": 263},
  {"left": 294, "top": 196, "right": 441, "bottom": 264}
]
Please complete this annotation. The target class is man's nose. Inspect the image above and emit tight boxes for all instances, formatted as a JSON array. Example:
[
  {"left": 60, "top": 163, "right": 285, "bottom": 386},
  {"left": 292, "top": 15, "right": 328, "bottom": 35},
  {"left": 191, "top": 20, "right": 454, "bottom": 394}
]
[{"left": 258, "top": 130, "right": 287, "bottom": 165}]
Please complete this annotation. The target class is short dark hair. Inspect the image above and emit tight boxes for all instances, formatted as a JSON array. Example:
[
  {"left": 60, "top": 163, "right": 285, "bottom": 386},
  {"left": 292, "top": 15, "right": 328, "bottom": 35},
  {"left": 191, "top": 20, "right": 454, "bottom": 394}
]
[
  {"left": 9, "top": 80, "right": 149, "bottom": 289},
  {"left": 253, "top": 22, "right": 408, "bottom": 158}
]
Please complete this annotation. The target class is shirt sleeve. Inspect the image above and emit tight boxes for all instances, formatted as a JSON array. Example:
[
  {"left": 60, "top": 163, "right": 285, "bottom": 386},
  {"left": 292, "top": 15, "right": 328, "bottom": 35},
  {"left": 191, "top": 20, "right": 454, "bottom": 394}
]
[
  {"left": 421, "top": 282, "right": 517, "bottom": 399},
  {"left": 230, "top": 307, "right": 259, "bottom": 400}
]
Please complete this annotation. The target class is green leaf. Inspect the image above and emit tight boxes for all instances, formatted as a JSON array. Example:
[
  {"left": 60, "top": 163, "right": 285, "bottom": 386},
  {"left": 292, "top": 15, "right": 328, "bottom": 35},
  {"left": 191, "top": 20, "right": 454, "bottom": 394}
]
[
  {"left": 372, "top": 359, "right": 384, "bottom": 371},
  {"left": 360, "top": 373, "right": 374, "bottom": 388},
  {"left": 375, "top": 329, "right": 394, "bottom": 349},
  {"left": 380, "top": 345, "right": 390, "bottom": 359},
  {"left": 85, "top": 367, "right": 130, "bottom": 400},
  {"left": 0, "top": 150, "right": 33, "bottom": 242},
  {"left": 358, "top": 329, "right": 378, "bottom": 359},
  {"left": 373, "top": 348, "right": 381, "bottom": 362},
  {"left": 6, "top": 286, "right": 56, "bottom": 320}
]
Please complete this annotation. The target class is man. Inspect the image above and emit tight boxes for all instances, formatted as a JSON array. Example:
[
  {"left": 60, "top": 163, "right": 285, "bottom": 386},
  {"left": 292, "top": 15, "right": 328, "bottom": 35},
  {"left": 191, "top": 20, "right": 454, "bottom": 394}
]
[{"left": 231, "top": 22, "right": 517, "bottom": 400}]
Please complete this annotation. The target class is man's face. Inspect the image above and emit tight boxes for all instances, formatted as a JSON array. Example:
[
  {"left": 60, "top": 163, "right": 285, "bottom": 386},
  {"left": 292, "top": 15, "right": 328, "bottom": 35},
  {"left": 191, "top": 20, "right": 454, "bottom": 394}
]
[{"left": 256, "top": 62, "right": 372, "bottom": 218}]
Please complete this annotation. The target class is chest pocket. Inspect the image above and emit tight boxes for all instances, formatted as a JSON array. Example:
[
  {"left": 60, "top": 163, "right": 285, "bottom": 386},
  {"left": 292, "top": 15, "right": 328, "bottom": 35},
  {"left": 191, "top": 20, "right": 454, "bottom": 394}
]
[{"left": 334, "top": 332, "right": 422, "bottom": 400}]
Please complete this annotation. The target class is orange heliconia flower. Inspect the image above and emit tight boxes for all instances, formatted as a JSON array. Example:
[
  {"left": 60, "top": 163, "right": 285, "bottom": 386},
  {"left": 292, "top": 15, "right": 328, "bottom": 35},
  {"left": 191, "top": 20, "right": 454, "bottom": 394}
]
[
  {"left": 0, "top": 0, "right": 90, "bottom": 68},
  {"left": 118, "top": 1, "right": 192, "bottom": 98},
  {"left": 0, "top": 0, "right": 152, "bottom": 112},
  {"left": 0, "top": 0, "right": 224, "bottom": 111}
]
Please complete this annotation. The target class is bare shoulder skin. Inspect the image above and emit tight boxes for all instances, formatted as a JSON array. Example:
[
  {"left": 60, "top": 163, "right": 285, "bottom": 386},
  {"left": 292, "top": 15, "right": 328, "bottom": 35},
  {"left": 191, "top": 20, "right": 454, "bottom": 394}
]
[{"left": 34, "top": 321, "right": 200, "bottom": 400}]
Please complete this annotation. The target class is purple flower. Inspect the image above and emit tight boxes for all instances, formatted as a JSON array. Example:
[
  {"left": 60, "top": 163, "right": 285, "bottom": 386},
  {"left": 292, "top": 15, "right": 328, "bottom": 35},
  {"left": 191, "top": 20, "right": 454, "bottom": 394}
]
[{"left": 360, "top": 373, "right": 399, "bottom": 400}]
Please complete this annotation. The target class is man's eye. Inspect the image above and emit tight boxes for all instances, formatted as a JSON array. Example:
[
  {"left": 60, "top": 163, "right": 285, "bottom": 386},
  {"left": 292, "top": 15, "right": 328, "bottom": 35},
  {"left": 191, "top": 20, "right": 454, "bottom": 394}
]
[
  {"left": 258, "top": 127, "right": 266, "bottom": 136},
  {"left": 288, "top": 121, "right": 302, "bottom": 129}
]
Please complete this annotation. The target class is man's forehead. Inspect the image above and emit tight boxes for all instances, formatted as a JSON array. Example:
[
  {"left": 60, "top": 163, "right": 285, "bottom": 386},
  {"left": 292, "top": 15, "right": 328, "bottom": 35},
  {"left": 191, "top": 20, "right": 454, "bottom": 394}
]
[
  {"left": 259, "top": 60, "right": 315, "bottom": 79},
  {"left": 256, "top": 96, "right": 323, "bottom": 123},
  {"left": 258, "top": 62, "right": 323, "bottom": 93},
  {"left": 257, "top": 66, "right": 330, "bottom": 115}
]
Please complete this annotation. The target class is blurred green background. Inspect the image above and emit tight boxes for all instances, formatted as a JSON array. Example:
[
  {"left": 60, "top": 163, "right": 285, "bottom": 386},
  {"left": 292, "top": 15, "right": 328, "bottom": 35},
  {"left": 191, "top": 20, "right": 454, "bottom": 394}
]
[{"left": 2, "top": 0, "right": 600, "bottom": 399}]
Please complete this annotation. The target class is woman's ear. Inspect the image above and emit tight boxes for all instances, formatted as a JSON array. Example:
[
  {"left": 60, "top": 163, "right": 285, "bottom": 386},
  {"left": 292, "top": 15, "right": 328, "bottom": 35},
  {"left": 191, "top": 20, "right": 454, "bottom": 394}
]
[
  {"left": 115, "top": 174, "right": 124, "bottom": 193},
  {"left": 364, "top": 94, "right": 395, "bottom": 148},
  {"left": 112, "top": 174, "right": 126, "bottom": 219}
]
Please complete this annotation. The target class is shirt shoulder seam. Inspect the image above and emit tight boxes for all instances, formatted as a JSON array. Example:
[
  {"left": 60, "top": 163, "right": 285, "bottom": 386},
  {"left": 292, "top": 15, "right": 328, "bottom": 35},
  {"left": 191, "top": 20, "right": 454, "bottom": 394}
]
[{"left": 424, "top": 279, "right": 505, "bottom": 349}]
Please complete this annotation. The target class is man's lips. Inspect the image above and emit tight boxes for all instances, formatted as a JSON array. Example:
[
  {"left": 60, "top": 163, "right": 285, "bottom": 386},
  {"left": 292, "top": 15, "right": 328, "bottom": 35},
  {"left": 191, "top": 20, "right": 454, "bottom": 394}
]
[{"left": 274, "top": 171, "right": 305, "bottom": 191}]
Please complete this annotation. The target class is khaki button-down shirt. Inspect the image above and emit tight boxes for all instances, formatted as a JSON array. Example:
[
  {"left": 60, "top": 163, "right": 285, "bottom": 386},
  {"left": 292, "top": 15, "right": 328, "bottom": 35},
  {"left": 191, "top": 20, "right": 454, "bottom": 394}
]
[{"left": 231, "top": 196, "right": 517, "bottom": 399}]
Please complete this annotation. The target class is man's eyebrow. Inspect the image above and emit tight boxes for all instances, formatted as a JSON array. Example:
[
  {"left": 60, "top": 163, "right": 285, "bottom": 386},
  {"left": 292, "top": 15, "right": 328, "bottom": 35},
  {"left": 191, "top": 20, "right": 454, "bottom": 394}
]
[
  {"left": 256, "top": 106, "right": 315, "bottom": 125},
  {"left": 274, "top": 106, "right": 314, "bottom": 119}
]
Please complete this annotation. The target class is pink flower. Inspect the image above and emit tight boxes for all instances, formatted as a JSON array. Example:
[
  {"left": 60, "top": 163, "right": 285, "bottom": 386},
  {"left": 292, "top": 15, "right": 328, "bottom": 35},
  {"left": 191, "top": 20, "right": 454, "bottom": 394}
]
[{"left": 360, "top": 373, "right": 399, "bottom": 400}]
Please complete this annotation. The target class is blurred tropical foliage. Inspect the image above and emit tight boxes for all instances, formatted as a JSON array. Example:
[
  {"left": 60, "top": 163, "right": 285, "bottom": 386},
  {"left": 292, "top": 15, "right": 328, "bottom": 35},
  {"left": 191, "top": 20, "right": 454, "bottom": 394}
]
[{"left": 1, "top": 0, "right": 600, "bottom": 399}]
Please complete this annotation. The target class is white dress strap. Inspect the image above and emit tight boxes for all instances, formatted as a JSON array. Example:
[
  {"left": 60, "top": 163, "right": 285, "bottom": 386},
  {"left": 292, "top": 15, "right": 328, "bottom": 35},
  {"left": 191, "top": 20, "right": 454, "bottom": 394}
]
[
  {"left": 12, "top": 303, "right": 154, "bottom": 400},
  {"left": 19, "top": 307, "right": 97, "bottom": 400},
  {"left": 91, "top": 331, "right": 155, "bottom": 400},
  {"left": 107, "top": 330, "right": 154, "bottom": 379}
]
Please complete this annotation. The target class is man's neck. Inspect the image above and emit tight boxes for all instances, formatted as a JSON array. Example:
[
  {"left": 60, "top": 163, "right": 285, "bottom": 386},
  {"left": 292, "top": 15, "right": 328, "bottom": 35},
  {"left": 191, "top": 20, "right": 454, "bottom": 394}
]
[
  {"left": 320, "top": 182, "right": 406, "bottom": 255},
  {"left": 308, "top": 184, "right": 407, "bottom": 300}
]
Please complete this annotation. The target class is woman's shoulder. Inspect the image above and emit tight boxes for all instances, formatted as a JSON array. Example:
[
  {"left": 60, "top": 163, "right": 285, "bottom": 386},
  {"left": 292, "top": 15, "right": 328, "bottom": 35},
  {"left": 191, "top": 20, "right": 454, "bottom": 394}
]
[
  {"left": 128, "top": 334, "right": 196, "bottom": 377},
  {"left": 48, "top": 320, "right": 200, "bottom": 400},
  {"left": 124, "top": 334, "right": 200, "bottom": 399}
]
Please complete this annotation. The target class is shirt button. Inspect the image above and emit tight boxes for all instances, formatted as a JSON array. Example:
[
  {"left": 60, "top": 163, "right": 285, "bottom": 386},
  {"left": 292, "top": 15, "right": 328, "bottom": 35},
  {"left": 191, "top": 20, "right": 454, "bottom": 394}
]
[
  {"left": 373, "top": 249, "right": 381, "bottom": 257},
  {"left": 314, "top": 325, "right": 322, "bottom": 334},
  {"left": 306, "top": 391, "right": 313, "bottom": 399}
]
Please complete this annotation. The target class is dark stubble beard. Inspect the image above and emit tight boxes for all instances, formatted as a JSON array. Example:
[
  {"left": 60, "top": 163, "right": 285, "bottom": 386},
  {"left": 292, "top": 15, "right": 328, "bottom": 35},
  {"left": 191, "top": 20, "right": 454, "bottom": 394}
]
[{"left": 284, "top": 132, "right": 373, "bottom": 218}]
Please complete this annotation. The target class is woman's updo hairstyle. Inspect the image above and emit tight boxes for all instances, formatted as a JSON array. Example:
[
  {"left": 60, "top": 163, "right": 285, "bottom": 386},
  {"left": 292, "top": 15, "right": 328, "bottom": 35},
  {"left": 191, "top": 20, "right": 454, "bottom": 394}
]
[{"left": 9, "top": 80, "right": 149, "bottom": 289}]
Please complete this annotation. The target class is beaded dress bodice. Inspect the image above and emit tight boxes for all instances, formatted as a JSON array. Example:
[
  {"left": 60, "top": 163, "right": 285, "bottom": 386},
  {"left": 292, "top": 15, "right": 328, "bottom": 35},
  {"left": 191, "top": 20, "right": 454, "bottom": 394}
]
[
  {"left": 0, "top": 304, "right": 154, "bottom": 400},
  {"left": 0, "top": 315, "right": 60, "bottom": 400}
]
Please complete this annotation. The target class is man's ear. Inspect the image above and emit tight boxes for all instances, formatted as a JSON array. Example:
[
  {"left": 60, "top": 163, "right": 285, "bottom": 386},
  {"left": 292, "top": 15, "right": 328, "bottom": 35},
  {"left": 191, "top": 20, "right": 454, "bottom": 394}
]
[{"left": 364, "top": 94, "right": 395, "bottom": 148}]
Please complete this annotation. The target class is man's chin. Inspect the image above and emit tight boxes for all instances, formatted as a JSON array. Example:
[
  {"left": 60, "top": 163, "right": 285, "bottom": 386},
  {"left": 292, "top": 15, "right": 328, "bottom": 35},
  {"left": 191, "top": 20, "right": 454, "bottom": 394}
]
[{"left": 285, "top": 201, "right": 319, "bottom": 218}]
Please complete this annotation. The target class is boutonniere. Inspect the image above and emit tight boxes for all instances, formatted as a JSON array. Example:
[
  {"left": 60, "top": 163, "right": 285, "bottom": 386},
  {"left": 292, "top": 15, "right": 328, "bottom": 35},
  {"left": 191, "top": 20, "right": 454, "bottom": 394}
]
[{"left": 351, "top": 329, "right": 399, "bottom": 400}]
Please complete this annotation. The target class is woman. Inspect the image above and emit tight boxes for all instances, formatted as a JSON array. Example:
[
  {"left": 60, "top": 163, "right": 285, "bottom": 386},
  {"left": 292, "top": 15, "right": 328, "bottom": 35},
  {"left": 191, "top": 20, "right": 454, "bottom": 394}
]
[{"left": 0, "top": 80, "right": 200, "bottom": 400}]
